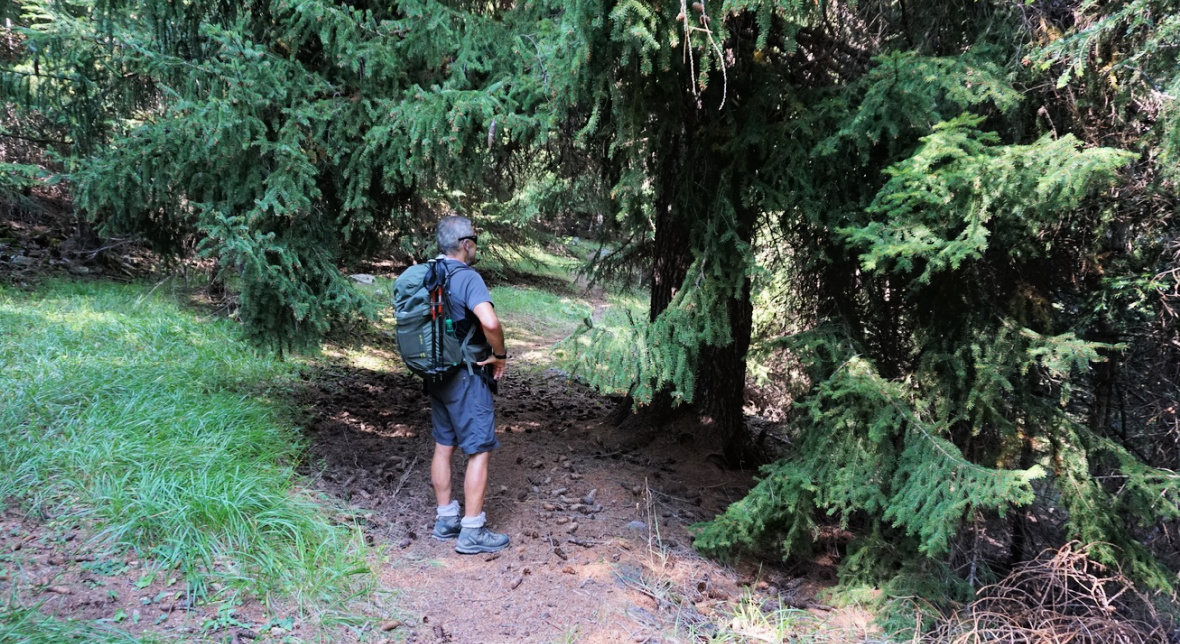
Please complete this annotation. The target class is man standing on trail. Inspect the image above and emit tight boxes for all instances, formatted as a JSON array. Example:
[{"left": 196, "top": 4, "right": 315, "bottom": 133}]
[{"left": 428, "top": 215, "right": 510, "bottom": 554}]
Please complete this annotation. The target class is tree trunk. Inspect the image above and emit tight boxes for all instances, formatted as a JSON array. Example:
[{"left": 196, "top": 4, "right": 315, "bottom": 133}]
[
  {"left": 649, "top": 126, "right": 692, "bottom": 324},
  {"left": 644, "top": 136, "right": 760, "bottom": 466},
  {"left": 696, "top": 277, "right": 756, "bottom": 467},
  {"left": 610, "top": 125, "right": 693, "bottom": 429}
]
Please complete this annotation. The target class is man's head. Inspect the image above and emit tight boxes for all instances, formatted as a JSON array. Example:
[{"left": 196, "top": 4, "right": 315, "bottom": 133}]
[{"left": 437, "top": 215, "right": 478, "bottom": 262}]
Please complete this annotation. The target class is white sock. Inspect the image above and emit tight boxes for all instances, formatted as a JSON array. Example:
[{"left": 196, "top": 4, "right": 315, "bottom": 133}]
[
  {"left": 437, "top": 500, "right": 460, "bottom": 518},
  {"left": 460, "top": 512, "right": 486, "bottom": 529}
]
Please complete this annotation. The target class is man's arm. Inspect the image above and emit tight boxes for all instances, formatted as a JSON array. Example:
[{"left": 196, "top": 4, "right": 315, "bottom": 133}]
[{"left": 473, "top": 301, "right": 507, "bottom": 380}]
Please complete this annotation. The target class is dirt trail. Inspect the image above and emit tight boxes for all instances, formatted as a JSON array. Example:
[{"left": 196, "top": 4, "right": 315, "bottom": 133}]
[
  {"left": 302, "top": 359, "right": 746, "bottom": 643},
  {"left": 298, "top": 313, "right": 871, "bottom": 644},
  {"left": 0, "top": 230, "right": 869, "bottom": 640}
]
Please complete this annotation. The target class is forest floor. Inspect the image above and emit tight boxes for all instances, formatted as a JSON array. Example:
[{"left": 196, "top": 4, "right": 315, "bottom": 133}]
[
  {"left": 292, "top": 320, "right": 878, "bottom": 643},
  {"left": 0, "top": 207, "right": 878, "bottom": 643},
  {"left": 0, "top": 356, "right": 876, "bottom": 643}
]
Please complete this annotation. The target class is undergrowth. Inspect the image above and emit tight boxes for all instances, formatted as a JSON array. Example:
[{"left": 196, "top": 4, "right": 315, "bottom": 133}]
[{"left": 0, "top": 280, "right": 368, "bottom": 609}]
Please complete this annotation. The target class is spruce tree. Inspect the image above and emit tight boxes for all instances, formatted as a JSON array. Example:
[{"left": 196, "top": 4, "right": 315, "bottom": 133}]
[
  {"left": 542, "top": 0, "right": 1178, "bottom": 621},
  {"left": 678, "top": 0, "right": 1180, "bottom": 625},
  {"left": 553, "top": 0, "right": 842, "bottom": 462},
  {"left": 2, "top": 0, "right": 556, "bottom": 350}
]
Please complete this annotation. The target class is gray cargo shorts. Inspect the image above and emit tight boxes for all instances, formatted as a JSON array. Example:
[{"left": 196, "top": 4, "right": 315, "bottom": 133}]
[{"left": 427, "top": 367, "right": 499, "bottom": 455}]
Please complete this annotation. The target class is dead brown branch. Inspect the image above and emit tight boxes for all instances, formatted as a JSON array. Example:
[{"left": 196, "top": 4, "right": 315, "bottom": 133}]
[{"left": 925, "top": 542, "right": 1172, "bottom": 644}]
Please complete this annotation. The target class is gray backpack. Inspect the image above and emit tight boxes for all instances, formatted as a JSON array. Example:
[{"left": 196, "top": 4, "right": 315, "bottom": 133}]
[{"left": 392, "top": 259, "right": 480, "bottom": 382}]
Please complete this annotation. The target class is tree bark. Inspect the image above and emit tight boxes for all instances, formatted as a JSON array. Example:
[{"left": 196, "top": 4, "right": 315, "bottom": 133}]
[
  {"left": 643, "top": 127, "right": 760, "bottom": 466},
  {"left": 636, "top": 125, "right": 695, "bottom": 424},
  {"left": 696, "top": 277, "right": 756, "bottom": 467},
  {"left": 649, "top": 126, "right": 692, "bottom": 324}
]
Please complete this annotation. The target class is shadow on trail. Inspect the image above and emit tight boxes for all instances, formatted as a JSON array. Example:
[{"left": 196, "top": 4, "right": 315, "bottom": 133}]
[
  {"left": 296, "top": 361, "right": 625, "bottom": 544},
  {"left": 292, "top": 360, "right": 793, "bottom": 643}
]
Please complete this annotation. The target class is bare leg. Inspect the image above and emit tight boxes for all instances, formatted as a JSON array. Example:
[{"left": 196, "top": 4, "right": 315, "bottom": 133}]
[
  {"left": 463, "top": 451, "right": 490, "bottom": 518},
  {"left": 432, "top": 443, "right": 455, "bottom": 507}
]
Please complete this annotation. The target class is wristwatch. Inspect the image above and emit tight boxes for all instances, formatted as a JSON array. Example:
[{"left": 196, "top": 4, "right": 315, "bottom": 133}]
[{"left": 493, "top": 352, "right": 507, "bottom": 360}]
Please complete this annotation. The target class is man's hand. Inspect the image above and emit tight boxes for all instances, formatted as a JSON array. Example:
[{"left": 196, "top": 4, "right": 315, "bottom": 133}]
[{"left": 477, "top": 354, "right": 507, "bottom": 380}]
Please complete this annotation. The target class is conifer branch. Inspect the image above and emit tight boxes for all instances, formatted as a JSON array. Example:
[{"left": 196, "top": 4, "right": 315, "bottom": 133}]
[
  {"left": 519, "top": 34, "right": 550, "bottom": 92},
  {"left": 0, "top": 68, "right": 82, "bottom": 82},
  {"left": 0, "top": 131, "right": 68, "bottom": 146}
]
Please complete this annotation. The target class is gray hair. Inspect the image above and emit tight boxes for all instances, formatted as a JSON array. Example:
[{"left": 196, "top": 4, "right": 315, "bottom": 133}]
[{"left": 436, "top": 215, "right": 474, "bottom": 254}]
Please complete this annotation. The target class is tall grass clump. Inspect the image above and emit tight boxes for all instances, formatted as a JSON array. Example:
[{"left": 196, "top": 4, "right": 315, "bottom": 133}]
[{"left": 0, "top": 280, "right": 367, "bottom": 604}]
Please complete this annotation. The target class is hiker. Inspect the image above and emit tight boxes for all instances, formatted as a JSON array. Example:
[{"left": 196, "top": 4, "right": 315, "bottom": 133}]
[{"left": 426, "top": 215, "right": 510, "bottom": 554}]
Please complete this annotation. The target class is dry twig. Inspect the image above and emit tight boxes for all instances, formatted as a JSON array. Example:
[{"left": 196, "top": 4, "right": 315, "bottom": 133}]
[{"left": 925, "top": 542, "right": 1171, "bottom": 644}]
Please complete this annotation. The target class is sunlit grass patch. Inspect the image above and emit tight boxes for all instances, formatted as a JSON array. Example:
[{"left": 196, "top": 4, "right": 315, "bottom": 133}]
[
  {"left": 706, "top": 591, "right": 817, "bottom": 643},
  {"left": 611, "top": 558, "right": 828, "bottom": 644},
  {"left": 491, "top": 285, "right": 594, "bottom": 343},
  {"left": 0, "top": 280, "right": 367, "bottom": 608},
  {"left": 595, "top": 289, "right": 647, "bottom": 323},
  {"left": 320, "top": 341, "right": 403, "bottom": 373},
  {"left": 481, "top": 243, "right": 581, "bottom": 284},
  {"left": 551, "top": 288, "right": 648, "bottom": 386}
]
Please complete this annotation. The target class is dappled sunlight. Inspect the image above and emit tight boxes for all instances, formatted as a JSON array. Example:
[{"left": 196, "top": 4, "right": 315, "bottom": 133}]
[
  {"left": 515, "top": 345, "right": 558, "bottom": 363},
  {"left": 499, "top": 324, "right": 566, "bottom": 355},
  {"left": 326, "top": 409, "right": 395, "bottom": 437},
  {"left": 491, "top": 285, "right": 594, "bottom": 342},
  {"left": 498, "top": 419, "right": 543, "bottom": 433},
  {"left": 300, "top": 353, "right": 783, "bottom": 643},
  {"left": 388, "top": 423, "right": 418, "bottom": 438},
  {"left": 325, "top": 346, "right": 400, "bottom": 373},
  {"left": 42, "top": 306, "right": 128, "bottom": 335}
]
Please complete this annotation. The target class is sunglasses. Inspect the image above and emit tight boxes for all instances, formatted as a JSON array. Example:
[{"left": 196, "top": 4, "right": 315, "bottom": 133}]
[{"left": 459, "top": 235, "right": 478, "bottom": 244}]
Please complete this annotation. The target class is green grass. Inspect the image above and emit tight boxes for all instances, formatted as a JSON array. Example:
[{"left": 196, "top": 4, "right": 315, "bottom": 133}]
[
  {"left": 481, "top": 242, "right": 582, "bottom": 284},
  {"left": 0, "top": 604, "right": 153, "bottom": 643},
  {"left": 490, "top": 285, "right": 595, "bottom": 342},
  {"left": 0, "top": 280, "right": 367, "bottom": 608},
  {"left": 700, "top": 591, "right": 817, "bottom": 643}
]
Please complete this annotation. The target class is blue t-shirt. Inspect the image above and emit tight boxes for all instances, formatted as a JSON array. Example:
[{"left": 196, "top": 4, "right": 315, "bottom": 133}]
[{"left": 437, "top": 257, "right": 492, "bottom": 347}]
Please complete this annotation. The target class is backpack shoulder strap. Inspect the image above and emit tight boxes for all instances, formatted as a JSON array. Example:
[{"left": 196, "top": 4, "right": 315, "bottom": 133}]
[
  {"left": 444, "top": 260, "right": 473, "bottom": 279},
  {"left": 425, "top": 258, "right": 472, "bottom": 289},
  {"left": 436, "top": 261, "right": 480, "bottom": 375},
  {"left": 459, "top": 324, "right": 478, "bottom": 375},
  {"left": 439, "top": 260, "right": 475, "bottom": 296}
]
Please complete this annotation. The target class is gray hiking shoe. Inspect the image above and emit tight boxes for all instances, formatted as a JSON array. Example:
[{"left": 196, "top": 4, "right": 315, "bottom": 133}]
[
  {"left": 455, "top": 526, "right": 509, "bottom": 554},
  {"left": 432, "top": 515, "right": 461, "bottom": 541}
]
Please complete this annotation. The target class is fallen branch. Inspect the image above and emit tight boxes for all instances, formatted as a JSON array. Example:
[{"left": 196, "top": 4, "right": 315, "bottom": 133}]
[
  {"left": 925, "top": 542, "right": 1169, "bottom": 644},
  {"left": 388, "top": 455, "right": 419, "bottom": 499}
]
